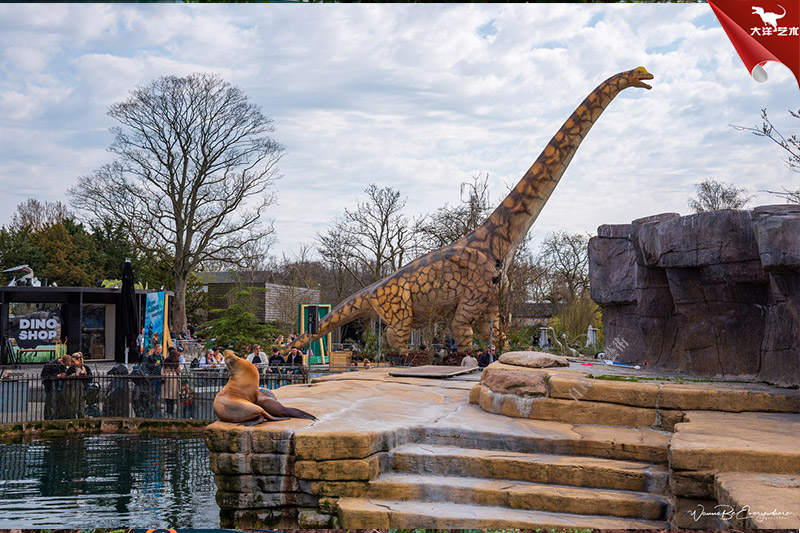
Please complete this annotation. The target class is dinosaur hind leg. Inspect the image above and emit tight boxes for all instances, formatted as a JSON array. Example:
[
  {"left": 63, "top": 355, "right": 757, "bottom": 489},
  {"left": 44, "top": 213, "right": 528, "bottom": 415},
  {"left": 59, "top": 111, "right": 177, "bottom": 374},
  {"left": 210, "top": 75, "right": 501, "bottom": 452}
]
[
  {"left": 475, "top": 304, "right": 503, "bottom": 346},
  {"left": 451, "top": 298, "right": 486, "bottom": 350}
]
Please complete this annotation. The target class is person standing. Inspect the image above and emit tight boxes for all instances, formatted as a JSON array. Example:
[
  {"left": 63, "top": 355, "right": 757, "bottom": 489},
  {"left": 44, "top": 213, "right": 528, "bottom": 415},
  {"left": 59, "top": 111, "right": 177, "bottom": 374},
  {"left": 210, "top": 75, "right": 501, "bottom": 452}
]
[
  {"left": 162, "top": 348, "right": 181, "bottom": 417},
  {"left": 477, "top": 349, "right": 491, "bottom": 368},
  {"left": 444, "top": 332, "right": 457, "bottom": 353},
  {"left": 41, "top": 355, "right": 70, "bottom": 419},
  {"left": 66, "top": 352, "right": 92, "bottom": 418},
  {"left": 460, "top": 352, "right": 478, "bottom": 368},
  {"left": 180, "top": 382, "right": 194, "bottom": 419},
  {"left": 145, "top": 343, "right": 164, "bottom": 413},
  {"left": 136, "top": 328, "right": 145, "bottom": 358}
]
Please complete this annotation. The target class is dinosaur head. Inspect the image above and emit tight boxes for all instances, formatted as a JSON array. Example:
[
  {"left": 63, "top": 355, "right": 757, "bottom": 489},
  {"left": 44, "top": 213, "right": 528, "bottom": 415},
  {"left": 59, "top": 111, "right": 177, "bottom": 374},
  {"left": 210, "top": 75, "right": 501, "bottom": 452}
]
[{"left": 626, "top": 66, "right": 654, "bottom": 90}]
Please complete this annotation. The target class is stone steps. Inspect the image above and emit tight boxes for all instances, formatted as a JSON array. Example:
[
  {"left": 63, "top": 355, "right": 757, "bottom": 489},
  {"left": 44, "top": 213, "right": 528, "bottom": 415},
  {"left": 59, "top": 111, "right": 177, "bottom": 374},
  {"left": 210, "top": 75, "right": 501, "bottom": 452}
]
[
  {"left": 391, "top": 443, "right": 670, "bottom": 493},
  {"left": 368, "top": 472, "right": 670, "bottom": 519},
  {"left": 471, "top": 365, "right": 800, "bottom": 430},
  {"left": 335, "top": 497, "right": 671, "bottom": 529},
  {"left": 415, "top": 421, "right": 671, "bottom": 463}
]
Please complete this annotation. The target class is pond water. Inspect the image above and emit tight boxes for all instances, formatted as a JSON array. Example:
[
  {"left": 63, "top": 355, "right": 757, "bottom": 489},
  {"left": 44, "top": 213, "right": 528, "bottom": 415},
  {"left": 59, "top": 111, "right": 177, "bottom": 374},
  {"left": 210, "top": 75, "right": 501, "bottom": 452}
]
[{"left": 0, "top": 433, "right": 219, "bottom": 528}]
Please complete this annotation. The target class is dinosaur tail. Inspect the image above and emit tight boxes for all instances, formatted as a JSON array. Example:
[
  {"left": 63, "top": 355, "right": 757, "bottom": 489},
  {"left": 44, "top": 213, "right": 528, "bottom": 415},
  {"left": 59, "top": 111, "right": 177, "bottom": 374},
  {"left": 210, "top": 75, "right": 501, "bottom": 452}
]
[{"left": 286, "top": 288, "right": 373, "bottom": 352}]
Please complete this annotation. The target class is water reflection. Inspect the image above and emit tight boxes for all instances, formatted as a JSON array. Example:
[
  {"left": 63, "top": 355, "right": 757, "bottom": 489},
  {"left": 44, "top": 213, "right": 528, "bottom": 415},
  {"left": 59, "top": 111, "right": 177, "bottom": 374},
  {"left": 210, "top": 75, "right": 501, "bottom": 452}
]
[{"left": 0, "top": 434, "right": 218, "bottom": 528}]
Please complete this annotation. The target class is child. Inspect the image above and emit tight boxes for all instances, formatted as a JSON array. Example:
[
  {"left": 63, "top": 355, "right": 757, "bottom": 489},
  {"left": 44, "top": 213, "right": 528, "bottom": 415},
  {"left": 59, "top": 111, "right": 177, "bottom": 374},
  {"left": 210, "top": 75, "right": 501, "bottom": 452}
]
[{"left": 180, "top": 382, "right": 194, "bottom": 419}]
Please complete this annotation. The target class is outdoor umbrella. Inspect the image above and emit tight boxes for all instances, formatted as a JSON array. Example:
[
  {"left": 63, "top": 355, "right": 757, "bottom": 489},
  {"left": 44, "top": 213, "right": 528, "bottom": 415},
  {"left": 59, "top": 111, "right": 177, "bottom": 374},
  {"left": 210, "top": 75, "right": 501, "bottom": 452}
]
[{"left": 116, "top": 259, "right": 140, "bottom": 366}]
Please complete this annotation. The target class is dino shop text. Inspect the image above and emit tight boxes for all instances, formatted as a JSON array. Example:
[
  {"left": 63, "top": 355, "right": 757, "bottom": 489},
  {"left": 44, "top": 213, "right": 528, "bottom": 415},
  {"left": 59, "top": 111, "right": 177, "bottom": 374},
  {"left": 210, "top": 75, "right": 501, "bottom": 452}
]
[{"left": 17, "top": 318, "right": 59, "bottom": 341}]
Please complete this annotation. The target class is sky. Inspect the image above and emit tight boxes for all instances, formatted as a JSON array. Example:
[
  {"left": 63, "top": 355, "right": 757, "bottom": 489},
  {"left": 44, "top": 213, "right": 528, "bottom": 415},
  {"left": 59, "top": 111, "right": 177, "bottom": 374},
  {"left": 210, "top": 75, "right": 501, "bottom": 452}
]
[{"left": 0, "top": 3, "right": 798, "bottom": 261}]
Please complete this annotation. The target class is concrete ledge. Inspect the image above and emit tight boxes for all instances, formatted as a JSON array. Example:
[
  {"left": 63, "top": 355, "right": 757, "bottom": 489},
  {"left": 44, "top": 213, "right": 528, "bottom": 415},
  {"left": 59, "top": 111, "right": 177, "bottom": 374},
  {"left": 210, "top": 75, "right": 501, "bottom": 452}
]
[
  {"left": 714, "top": 472, "right": 800, "bottom": 529},
  {"left": 295, "top": 452, "right": 387, "bottom": 481},
  {"left": 368, "top": 473, "right": 668, "bottom": 519},
  {"left": 657, "top": 383, "right": 800, "bottom": 412},
  {"left": 334, "top": 497, "right": 670, "bottom": 529},
  {"left": 548, "top": 374, "right": 661, "bottom": 406},
  {"left": 670, "top": 411, "right": 800, "bottom": 473},
  {"left": 0, "top": 417, "right": 208, "bottom": 438},
  {"left": 475, "top": 383, "right": 659, "bottom": 427},
  {"left": 295, "top": 430, "right": 398, "bottom": 461}
]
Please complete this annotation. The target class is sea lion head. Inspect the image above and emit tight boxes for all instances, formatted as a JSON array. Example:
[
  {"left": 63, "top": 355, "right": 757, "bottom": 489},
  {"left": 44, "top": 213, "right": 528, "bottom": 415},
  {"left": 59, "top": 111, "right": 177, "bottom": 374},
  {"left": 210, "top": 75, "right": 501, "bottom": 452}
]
[{"left": 222, "top": 349, "right": 241, "bottom": 372}]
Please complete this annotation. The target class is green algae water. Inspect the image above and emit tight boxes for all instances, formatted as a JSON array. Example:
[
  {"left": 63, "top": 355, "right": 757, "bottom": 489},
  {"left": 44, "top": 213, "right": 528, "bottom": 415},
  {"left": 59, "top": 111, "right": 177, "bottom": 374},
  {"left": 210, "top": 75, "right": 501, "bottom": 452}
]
[{"left": 0, "top": 434, "right": 219, "bottom": 528}]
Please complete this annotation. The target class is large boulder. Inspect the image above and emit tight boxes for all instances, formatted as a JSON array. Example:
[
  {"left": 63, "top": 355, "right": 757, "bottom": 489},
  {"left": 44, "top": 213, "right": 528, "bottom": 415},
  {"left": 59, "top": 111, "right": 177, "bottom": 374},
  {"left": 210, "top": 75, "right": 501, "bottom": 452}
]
[
  {"left": 481, "top": 368, "right": 547, "bottom": 397},
  {"left": 589, "top": 206, "right": 800, "bottom": 387},
  {"left": 498, "top": 351, "right": 569, "bottom": 368}
]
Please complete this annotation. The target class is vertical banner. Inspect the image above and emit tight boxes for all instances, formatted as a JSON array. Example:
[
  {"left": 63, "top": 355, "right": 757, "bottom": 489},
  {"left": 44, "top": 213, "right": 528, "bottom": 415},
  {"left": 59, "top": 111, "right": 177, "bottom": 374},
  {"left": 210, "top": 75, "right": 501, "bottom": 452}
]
[
  {"left": 709, "top": 0, "right": 800, "bottom": 87},
  {"left": 144, "top": 292, "right": 166, "bottom": 353}
]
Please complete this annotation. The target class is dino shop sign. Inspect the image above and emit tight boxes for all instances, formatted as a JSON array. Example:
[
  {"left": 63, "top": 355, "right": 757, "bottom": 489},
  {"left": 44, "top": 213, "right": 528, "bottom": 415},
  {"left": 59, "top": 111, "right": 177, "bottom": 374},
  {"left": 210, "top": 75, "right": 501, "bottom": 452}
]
[{"left": 12, "top": 314, "right": 62, "bottom": 349}]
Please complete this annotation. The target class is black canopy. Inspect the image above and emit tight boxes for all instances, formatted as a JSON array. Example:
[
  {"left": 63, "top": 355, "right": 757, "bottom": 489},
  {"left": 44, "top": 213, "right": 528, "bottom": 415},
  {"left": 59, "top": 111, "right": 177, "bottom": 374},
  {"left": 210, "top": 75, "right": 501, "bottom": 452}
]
[{"left": 116, "top": 260, "right": 140, "bottom": 364}]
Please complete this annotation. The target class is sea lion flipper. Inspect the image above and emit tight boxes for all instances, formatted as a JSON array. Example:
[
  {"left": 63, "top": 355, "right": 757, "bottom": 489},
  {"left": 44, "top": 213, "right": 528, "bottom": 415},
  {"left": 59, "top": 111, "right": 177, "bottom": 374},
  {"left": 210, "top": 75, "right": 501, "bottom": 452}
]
[
  {"left": 283, "top": 407, "right": 317, "bottom": 420},
  {"left": 256, "top": 392, "right": 316, "bottom": 421},
  {"left": 243, "top": 416, "right": 266, "bottom": 426},
  {"left": 258, "top": 387, "right": 278, "bottom": 401}
]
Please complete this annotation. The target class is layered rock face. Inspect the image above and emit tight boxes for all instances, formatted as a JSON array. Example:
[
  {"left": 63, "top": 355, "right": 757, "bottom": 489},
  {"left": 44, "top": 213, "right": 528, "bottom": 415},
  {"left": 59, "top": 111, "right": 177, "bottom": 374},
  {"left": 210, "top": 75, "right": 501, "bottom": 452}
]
[{"left": 589, "top": 205, "right": 800, "bottom": 386}]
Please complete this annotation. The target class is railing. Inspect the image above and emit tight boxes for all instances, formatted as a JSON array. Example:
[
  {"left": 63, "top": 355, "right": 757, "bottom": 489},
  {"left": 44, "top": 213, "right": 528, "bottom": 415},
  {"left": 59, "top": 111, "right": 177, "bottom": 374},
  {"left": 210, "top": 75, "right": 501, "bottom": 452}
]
[
  {"left": 0, "top": 365, "right": 309, "bottom": 424},
  {"left": 173, "top": 338, "right": 205, "bottom": 359}
]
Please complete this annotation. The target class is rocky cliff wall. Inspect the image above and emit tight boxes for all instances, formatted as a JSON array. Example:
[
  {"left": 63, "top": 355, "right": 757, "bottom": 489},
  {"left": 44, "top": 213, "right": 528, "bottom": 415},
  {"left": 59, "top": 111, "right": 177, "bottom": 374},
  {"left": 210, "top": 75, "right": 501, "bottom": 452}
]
[{"left": 589, "top": 205, "right": 800, "bottom": 387}]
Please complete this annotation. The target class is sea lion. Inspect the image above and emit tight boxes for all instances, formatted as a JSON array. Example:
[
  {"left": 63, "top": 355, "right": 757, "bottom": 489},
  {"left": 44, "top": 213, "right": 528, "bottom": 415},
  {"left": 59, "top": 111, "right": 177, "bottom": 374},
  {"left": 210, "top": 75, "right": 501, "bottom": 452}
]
[
  {"left": 256, "top": 387, "right": 316, "bottom": 421},
  {"left": 214, "top": 350, "right": 287, "bottom": 425}
]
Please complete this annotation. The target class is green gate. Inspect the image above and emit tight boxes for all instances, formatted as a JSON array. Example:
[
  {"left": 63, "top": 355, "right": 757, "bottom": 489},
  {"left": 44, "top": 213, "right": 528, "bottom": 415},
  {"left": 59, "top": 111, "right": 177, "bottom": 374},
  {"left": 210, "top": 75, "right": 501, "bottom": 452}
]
[{"left": 297, "top": 303, "right": 332, "bottom": 364}]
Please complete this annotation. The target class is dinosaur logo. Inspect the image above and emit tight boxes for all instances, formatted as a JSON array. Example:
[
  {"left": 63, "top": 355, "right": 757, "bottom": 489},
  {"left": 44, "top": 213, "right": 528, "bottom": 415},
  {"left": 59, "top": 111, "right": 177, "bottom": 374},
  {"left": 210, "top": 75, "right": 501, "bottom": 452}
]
[{"left": 751, "top": 4, "right": 786, "bottom": 29}]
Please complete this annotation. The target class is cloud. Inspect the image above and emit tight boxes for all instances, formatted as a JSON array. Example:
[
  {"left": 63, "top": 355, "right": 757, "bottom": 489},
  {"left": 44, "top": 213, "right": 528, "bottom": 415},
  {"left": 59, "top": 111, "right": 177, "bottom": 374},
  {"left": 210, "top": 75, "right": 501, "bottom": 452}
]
[{"left": 0, "top": 3, "right": 796, "bottom": 263}]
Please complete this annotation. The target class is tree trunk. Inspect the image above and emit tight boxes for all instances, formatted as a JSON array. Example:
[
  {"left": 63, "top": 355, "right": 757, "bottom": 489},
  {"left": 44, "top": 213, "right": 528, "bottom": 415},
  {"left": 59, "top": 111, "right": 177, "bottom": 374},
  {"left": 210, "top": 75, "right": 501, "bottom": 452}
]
[{"left": 172, "top": 274, "right": 188, "bottom": 333}]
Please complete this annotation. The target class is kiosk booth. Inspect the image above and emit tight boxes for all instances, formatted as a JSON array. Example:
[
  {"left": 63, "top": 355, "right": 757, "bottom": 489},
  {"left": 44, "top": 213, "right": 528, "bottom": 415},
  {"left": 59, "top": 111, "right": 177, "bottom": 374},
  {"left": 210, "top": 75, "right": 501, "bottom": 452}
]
[{"left": 0, "top": 286, "right": 171, "bottom": 365}]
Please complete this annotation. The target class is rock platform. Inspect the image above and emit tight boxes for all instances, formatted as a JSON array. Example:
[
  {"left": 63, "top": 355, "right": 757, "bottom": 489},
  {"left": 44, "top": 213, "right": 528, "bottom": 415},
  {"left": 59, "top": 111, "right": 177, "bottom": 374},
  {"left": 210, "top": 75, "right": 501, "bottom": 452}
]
[
  {"left": 206, "top": 362, "right": 800, "bottom": 529},
  {"left": 589, "top": 205, "right": 800, "bottom": 387}
]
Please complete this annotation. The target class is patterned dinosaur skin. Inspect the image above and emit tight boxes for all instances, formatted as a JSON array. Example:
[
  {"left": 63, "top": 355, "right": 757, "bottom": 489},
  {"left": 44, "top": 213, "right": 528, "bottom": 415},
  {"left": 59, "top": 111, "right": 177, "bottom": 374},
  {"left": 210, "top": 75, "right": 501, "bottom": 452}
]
[{"left": 289, "top": 67, "right": 654, "bottom": 353}]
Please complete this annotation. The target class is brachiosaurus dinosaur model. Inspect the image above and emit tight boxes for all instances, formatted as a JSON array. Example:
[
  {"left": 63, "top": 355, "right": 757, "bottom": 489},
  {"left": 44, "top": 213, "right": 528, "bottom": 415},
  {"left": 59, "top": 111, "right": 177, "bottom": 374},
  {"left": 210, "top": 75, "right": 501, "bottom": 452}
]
[{"left": 290, "top": 67, "right": 654, "bottom": 353}]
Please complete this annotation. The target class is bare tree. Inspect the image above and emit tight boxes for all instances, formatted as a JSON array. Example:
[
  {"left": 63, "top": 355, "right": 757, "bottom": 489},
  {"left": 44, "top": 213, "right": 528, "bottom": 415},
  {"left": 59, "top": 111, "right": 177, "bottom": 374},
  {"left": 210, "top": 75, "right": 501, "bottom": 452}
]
[
  {"left": 688, "top": 178, "right": 753, "bottom": 213},
  {"left": 732, "top": 108, "right": 800, "bottom": 204},
  {"left": 417, "top": 173, "right": 493, "bottom": 251},
  {"left": 9, "top": 199, "right": 72, "bottom": 232},
  {"left": 69, "top": 73, "right": 284, "bottom": 330},
  {"left": 270, "top": 245, "right": 323, "bottom": 331},
  {"left": 316, "top": 184, "right": 416, "bottom": 289},
  {"left": 536, "top": 231, "right": 591, "bottom": 303}
]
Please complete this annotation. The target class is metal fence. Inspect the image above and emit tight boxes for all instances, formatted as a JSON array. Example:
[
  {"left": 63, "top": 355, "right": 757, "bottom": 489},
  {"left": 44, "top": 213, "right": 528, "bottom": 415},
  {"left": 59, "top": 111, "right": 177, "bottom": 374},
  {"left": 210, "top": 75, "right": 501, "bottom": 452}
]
[{"left": 0, "top": 365, "right": 309, "bottom": 424}]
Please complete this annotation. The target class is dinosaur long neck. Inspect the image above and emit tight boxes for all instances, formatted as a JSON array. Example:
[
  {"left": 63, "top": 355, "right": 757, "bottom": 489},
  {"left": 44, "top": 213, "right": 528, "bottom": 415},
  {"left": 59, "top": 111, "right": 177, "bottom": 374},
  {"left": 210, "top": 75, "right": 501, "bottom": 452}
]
[{"left": 470, "top": 71, "right": 636, "bottom": 264}]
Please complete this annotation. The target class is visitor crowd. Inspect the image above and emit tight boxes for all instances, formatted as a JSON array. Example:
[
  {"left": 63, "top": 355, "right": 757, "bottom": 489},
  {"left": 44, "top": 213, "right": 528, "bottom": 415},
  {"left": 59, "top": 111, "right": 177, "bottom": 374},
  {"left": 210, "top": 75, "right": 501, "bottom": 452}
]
[{"left": 39, "top": 323, "right": 507, "bottom": 423}]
